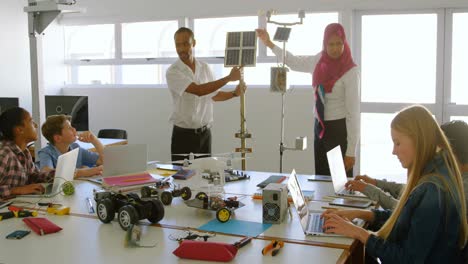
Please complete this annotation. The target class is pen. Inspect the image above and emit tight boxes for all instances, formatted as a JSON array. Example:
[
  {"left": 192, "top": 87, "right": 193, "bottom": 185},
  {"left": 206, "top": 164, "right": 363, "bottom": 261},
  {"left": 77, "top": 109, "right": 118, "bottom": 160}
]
[
  {"left": 86, "top": 197, "right": 95, "bottom": 214},
  {"left": 233, "top": 237, "right": 252, "bottom": 249}
]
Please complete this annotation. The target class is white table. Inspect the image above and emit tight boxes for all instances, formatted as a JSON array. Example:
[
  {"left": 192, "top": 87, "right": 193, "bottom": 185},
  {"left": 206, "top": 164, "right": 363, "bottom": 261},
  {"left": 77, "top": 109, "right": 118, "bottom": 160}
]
[
  {"left": 8, "top": 171, "right": 366, "bottom": 263},
  {"left": 0, "top": 214, "right": 346, "bottom": 264}
]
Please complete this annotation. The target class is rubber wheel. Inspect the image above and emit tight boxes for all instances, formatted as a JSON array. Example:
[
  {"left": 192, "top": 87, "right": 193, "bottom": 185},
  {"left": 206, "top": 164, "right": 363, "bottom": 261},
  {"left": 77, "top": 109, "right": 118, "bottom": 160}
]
[
  {"left": 216, "top": 207, "right": 231, "bottom": 223},
  {"left": 195, "top": 192, "right": 207, "bottom": 200},
  {"left": 141, "top": 186, "right": 152, "bottom": 198},
  {"left": 96, "top": 198, "right": 115, "bottom": 223},
  {"left": 118, "top": 205, "right": 139, "bottom": 231},
  {"left": 127, "top": 193, "right": 140, "bottom": 201},
  {"left": 181, "top": 187, "right": 192, "bottom": 200},
  {"left": 161, "top": 191, "right": 173, "bottom": 205},
  {"left": 147, "top": 199, "right": 165, "bottom": 223}
]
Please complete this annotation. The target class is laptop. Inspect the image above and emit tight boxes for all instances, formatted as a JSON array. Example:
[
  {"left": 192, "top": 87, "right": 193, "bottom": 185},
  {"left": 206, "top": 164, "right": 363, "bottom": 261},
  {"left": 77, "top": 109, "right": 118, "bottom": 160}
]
[
  {"left": 102, "top": 144, "right": 148, "bottom": 177},
  {"left": 85, "top": 144, "right": 148, "bottom": 185},
  {"left": 288, "top": 169, "right": 339, "bottom": 236},
  {"left": 19, "top": 148, "right": 79, "bottom": 198},
  {"left": 327, "top": 146, "right": 366, "bottom": 198}
]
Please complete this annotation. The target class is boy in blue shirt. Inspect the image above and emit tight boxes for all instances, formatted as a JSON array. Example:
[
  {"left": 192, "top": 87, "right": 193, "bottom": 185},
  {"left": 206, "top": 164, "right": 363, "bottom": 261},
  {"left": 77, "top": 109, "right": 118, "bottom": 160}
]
[{"left": 38, "top": 115, "right": 103, "bottom": 177}]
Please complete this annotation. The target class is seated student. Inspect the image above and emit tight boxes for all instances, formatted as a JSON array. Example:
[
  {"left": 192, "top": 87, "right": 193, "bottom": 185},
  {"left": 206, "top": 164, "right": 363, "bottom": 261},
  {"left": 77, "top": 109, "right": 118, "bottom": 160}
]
[
  {"left": 322, "top": 105, "right": 467, "bottom": 263},
  {"left": 38, "top": 115, "right": 103, "bottom": 178},
  {"left": 441, "top": 120, "right": 468, "bottom": 208},
  {"left": 345, "top": 174, "right": 401, "bottom": 210},
  {"left": 0, "top": 107, "right": 54, "bottom": 198},
  {"left": 345, "top": 120, "right": 468, "bottom": 210}
]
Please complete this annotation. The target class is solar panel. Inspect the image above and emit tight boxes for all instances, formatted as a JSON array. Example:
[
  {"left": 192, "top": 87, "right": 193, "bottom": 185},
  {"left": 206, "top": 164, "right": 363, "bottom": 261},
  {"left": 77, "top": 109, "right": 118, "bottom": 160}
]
[
  {"left": 224, "top": 31, "right": 257, "bottom": 67},
  {"left": 273, "top": 27, "right": 291, "bottom": 42}
]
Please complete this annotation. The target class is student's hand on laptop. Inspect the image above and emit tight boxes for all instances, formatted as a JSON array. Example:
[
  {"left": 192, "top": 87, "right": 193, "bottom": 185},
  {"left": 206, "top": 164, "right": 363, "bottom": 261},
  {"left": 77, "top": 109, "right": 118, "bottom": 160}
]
[
  {"left": 345, "top": 179, "right": 368, "bottom": 192},
  {"left": 77, "top": 165, "right": 103, "bottom": 178},
  {"left": 354, "top": 175, "right": 377, "bottom": 186},
  {"left": 323, "top": 214, "right": 370, "bottom": 243},
  {"left": 322, "top": 209, "right": 360, "bottom": 222},
  {"left": 89, "top": 165, "right": 103, "bottom": 176},
  {"left": 77, "top": 131, "right": 98, "bottom": 143},
  {"left": 11, "top": 184, "right": 45, "bottom": 195}
]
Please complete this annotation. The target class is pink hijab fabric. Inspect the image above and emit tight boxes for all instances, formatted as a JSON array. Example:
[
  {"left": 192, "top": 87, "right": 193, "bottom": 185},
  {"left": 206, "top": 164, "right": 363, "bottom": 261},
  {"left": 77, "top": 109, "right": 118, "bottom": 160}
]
[{"left": 312, "top": 23, "right": 356, "bottom": 93}]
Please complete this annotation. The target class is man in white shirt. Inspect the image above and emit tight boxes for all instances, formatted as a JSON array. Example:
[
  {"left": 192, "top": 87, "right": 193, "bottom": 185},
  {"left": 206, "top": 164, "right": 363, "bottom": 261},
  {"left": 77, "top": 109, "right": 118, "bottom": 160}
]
[{"left": 166, "top": 27, "right": 244, "bottom": 161}]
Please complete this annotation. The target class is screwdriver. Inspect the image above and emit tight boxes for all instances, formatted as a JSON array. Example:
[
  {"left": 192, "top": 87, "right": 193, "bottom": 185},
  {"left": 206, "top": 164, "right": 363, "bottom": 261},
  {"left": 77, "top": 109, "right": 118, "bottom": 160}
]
[
  {"left": 14, "top": 210, "right": 38, "bottom": 218},
  {"left": 0, "top": 211, "right": 15, "bottom": 221}
]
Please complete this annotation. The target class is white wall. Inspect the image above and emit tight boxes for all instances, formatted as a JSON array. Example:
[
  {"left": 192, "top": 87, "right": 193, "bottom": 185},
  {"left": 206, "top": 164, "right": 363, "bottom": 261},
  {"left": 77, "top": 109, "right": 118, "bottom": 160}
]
[
  {"left": 63, "top": 87, "right": 316, "bottom": 174},
  {"left": 0, "top": 0, "right": 32, "bottom": 111},
  {"left": 62, "top": 0, "right": 468, "bottom": 24},
  {"left": 0, "top": 1, "right": 65, "bottom": 111},
  {"left": 42, "top": 21, "right": 67, "bottom": 96},
  {"left": 58, "top": 0, "right": 467, "bottom": 174},
  {"left": 10, "top": 0, "right": 468, "bottom": 173}
]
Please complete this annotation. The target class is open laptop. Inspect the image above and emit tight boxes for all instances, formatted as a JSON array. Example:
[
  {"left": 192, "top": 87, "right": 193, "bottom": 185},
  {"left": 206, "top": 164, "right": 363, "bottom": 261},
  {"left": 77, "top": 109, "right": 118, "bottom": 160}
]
[
  {"left": 288, "top": 169, "right": 339, "bottom": 236},
  {"left": 102, "top": 144, "right": 148, "bottom": 177},
  {"left": 327, "top": 146, "right": 366, "bottom": 198},
  {"left": 85, "top": 144, "right": 148, "bottom": 185},
  {"left": 19, "top": 148, "right": 79, "bottom": 198}
]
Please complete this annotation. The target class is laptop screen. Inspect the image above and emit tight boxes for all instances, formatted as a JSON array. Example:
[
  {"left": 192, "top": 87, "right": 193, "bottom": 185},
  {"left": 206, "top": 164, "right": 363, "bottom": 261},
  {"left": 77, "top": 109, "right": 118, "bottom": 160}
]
[
  {"left": 326, "top": 145, "right": 348, "bottom": 193},
  {"left": 103, "top": 144, "right": 148, "bottom": 177},
  {"left": 287, "top": 170, "right": 309, "bottom": 232}
]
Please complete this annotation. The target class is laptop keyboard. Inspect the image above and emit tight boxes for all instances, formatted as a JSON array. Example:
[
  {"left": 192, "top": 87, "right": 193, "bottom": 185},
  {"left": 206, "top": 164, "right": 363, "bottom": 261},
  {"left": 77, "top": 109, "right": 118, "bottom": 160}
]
[
  {"left": 308, "top": 213, "right": 324, "bottom": 233},
  {"left": 338, "top": 189, "right": 355, "bottom": 195}
]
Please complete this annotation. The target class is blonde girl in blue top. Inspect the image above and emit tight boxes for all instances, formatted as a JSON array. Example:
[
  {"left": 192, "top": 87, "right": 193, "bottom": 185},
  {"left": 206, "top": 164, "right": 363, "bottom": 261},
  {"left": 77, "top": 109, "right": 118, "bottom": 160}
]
[{"left": 323, "top": 105, "right": 467, "bottom": 263}]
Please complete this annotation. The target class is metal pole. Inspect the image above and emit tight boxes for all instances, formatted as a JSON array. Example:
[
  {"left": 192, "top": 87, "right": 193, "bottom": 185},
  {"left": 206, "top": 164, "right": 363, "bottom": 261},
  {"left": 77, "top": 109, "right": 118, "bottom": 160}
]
[
  {"left": 280, "top": 92, "right": 285, "bottom": 173},
  {"left": 240, "top": 77, "right": 246, "bottom": 170},
  {"left": 279, "top": 40, "right": 287, "bottom": 173},
  {"left": 28, "top": 12, "right": 47, "bottom": 152}
]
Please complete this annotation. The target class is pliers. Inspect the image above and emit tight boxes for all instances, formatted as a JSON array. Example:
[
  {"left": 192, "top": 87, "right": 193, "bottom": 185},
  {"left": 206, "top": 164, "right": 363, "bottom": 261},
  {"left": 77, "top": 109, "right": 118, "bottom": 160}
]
[{"left": 262, "top": 240, "right": 284, "bottom": 256}]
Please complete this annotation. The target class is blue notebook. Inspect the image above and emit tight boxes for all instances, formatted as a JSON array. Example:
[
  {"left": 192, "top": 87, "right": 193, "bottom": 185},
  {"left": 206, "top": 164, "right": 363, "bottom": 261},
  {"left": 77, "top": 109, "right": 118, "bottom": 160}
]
[
  {"left": 256, "top": 175, "right": 286, "bottom": 188},
  {"left": 172, "top": 169, "right": 195, "bottom": 180}
]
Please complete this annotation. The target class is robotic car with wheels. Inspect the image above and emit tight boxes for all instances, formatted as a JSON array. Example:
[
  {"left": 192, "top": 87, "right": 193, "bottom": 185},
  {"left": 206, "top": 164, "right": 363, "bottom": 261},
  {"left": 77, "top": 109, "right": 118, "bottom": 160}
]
[
  {"left": 94, "top": 190, "right": 165, "bottom": 231},
  {"left": 185, "top": 192, "right": 244, "bottom": 223},
  {"left": 140, "top": 178, "right": 192, "bottom": 205}
]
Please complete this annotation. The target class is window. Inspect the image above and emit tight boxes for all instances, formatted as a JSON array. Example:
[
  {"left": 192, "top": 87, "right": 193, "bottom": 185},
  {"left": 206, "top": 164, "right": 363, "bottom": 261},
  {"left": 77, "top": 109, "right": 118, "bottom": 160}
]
[
  {"left": 450, "top": 13, "right": 468, "bottom": 104},
  {"left": 360, "top": 113, "right": 406, "bottom": 183},
  {"left": 361, "top": 14, "right": 438, "bottom": 103},
  {"left": 64, "top": 13, "right": 339, "bottom": 86},
  {"left": 210, "top": 63, "right": 311, "bottom": 85},
  {"left": 122, "top": 21, "right": 178, "bottom": 58},
  {"left": 77, "top": 66, "right": 113, "bottom": 85},
  {"left": 266, "top": 12, "right": 339, "bottom": 56},
  {"left": 451, "top": 116, "right": 468, "bottom": 123},
  {"left": 64, "top": 24, "right": 115, "bottom": 59},
  {"left": 194, "top": 16, "right": 258, "bottom": 57},
  {"left": 358, "top": 12, "right": 439, "bottom": 180}
]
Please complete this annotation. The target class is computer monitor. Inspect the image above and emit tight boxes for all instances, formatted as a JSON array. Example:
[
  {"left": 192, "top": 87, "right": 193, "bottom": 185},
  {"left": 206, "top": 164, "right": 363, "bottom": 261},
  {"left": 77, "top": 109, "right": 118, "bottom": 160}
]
[
  {"left": 0, "top": 97, "right": 19, "bottom": 114},
  {"left": 45, "top": 95, "right": 89, "bottom": 131}
]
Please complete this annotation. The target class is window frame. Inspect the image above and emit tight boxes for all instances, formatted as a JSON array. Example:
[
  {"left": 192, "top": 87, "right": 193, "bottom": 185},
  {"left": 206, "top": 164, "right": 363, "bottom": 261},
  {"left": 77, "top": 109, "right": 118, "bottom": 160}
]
[{"left": 64, "top": 13, "right": 341, "bottom": 88}]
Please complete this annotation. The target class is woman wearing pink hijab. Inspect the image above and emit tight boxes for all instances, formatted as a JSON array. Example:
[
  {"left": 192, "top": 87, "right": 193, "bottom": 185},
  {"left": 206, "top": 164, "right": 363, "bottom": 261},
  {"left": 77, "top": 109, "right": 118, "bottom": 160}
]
[{"left": 257, "top": 23, "right": 360, "bottom": 177}]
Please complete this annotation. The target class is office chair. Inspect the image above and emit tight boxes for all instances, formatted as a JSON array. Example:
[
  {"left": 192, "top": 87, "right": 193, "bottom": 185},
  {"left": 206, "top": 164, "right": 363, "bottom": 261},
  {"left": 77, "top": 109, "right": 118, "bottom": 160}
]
[{"left": 97, "top": 129, "right": 128, "bottom": 139}]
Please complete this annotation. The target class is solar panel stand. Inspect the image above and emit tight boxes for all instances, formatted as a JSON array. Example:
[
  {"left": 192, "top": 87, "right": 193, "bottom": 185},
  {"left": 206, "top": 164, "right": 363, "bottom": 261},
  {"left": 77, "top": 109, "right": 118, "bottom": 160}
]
[
  {"left": 266, "top": 11, "right": 308, "bottom": 173},
  {"left": 234, "top": 76, "right": 252, "bottom": 171},
  {"left": 224, "top": 31, "right": 257, "bottom": 171}
]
